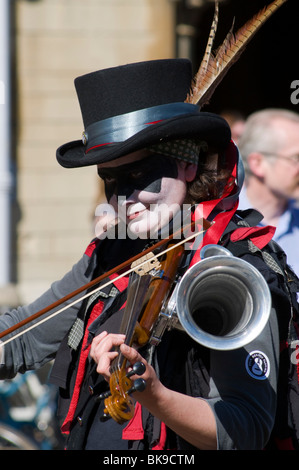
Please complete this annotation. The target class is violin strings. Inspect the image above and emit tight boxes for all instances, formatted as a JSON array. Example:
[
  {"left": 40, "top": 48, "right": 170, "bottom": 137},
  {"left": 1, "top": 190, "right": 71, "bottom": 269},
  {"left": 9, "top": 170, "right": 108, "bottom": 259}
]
[
  {"left": 111, "top": 272, "right": 142, "bottom": 373},
  {"left": 116, "top": 273, "right": 153, "bottom": 370},
  {"left": 0, "top": 225, "right": 207, "bottom": 346}
]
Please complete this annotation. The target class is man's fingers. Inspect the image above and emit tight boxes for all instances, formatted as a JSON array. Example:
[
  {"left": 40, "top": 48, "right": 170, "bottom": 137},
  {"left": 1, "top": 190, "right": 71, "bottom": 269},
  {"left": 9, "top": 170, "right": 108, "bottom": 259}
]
[
  {"left": 96, "top": 351, "right": 119, "bottom": 379},
  {"left": 120, "top": 343, "right": 144, "bottom": 367},
  {"left": 90, "top": 332, "right": 125, "bottom": 357}
]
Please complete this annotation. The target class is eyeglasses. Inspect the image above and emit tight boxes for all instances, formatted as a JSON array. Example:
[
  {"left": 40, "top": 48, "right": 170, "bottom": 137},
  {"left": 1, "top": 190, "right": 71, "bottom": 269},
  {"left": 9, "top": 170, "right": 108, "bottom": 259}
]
[{"left": 261, "top": 151, "right": 299, "bottom": 165}]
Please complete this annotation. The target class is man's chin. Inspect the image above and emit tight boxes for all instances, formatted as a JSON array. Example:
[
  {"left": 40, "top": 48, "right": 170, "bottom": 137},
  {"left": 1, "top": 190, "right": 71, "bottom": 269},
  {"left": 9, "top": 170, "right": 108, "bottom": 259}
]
[
  {"left": 127, "top": 217, "right": 172, "bottom": 240},
  {"left": 126, "top": 223, "right": 160, "bottom": 240},
  {"left": 287, "top": 188, "right": 299, "bottom": 202}
]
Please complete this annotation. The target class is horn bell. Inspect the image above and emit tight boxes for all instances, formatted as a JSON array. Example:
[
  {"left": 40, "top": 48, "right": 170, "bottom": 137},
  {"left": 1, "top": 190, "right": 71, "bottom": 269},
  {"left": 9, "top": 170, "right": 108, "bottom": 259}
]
[{"left": 175, "top": 245, "right": 271, "bottom": 350}]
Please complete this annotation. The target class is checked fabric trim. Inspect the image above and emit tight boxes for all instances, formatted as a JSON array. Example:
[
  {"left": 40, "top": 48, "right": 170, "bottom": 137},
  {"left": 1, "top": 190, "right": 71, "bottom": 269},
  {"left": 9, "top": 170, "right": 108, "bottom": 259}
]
[
  {"left": 67, "top": 286, "right": 118, "bottom": 350},
  {"left": 236, "top": 218, "right": 285, "bottom": 277},
  {"left": 148, "top": 139, "right": 208, "bottom": 164}
]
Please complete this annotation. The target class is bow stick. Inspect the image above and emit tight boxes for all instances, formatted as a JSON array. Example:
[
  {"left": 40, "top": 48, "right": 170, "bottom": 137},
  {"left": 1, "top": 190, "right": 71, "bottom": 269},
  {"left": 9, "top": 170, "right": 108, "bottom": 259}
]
[{"left": 0, "top": 218, "right": 211, "bottom": 345}]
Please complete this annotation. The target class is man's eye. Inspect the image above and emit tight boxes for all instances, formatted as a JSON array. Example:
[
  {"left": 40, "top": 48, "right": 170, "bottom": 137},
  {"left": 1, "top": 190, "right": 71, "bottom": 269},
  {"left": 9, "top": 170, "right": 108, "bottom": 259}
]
[
  {"left": 104, "top": 176, "right": 116, "bottom": 184},
  {"left": 130, "top": 171, "right": 144, "bottom": 179},
  {"left": 98, "top": 173, "right": 116, "bottom": 184}
]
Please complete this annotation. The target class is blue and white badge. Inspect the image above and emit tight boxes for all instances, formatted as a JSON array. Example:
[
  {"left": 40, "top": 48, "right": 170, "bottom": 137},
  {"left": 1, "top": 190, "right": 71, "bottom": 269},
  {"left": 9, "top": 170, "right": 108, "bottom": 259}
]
[{"left": 245, "top": 350, "right": 270, "bottom": 380}]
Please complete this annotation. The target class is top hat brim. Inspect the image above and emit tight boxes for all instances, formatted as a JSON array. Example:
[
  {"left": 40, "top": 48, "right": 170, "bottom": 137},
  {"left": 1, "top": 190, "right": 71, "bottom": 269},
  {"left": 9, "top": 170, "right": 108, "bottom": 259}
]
[{"left": 56, "top": 111, "right": 231, "bottom": 168}]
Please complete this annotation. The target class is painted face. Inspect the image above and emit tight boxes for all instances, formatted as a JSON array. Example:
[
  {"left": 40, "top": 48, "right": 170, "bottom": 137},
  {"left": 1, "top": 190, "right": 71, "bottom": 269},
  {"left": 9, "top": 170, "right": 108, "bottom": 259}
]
[
  {"left": 98, "top": 153, "right": 178, "bottom": 201},
  {"left": 97, "top": 150, "right": 197, "bottom": 238}
]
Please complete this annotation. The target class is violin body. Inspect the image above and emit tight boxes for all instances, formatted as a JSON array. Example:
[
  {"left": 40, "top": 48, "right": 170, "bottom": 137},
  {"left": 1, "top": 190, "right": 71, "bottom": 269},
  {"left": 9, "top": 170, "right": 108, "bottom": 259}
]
[
  {"left": 0, "top": 218, "right": 210, "bottom": 424},
  {"left": 138, "top": 242, "right": 185, "bottom": 343},
  {"left": 103, "top": 240, "right": 186, "bottom": 424}
]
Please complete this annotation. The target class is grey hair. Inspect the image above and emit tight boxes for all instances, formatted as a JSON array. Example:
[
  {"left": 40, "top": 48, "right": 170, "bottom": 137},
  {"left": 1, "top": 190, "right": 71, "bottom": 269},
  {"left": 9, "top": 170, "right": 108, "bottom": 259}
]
[{"left": 238, "top": 108, "right": 299, "bottom": 174}]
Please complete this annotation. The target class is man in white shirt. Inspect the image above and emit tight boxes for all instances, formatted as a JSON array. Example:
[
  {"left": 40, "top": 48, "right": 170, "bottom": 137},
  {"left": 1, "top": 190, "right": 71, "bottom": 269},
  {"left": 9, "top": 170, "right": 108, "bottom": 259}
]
[{"left": 238, "top": 108, "right": 299, "bottom": 275}]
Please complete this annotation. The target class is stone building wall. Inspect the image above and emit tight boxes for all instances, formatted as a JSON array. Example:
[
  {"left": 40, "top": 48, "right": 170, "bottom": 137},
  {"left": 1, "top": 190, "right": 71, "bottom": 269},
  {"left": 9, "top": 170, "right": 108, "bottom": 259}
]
[{"left": 15, "top": 0, "right": 174, "bottom": 303}]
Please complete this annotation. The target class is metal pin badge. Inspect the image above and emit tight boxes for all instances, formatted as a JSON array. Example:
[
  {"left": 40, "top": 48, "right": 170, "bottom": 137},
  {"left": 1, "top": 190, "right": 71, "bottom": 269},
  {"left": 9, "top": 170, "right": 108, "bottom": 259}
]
[{"left": 82, "top": 131, "right": 88, "bottom": 145}]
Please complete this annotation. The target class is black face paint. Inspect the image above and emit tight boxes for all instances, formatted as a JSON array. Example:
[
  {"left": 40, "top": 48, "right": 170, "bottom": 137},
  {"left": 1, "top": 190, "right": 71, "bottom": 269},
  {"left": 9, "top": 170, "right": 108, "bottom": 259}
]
[{"left": 97, "top": 154, "right": 178, "bottom": 201}]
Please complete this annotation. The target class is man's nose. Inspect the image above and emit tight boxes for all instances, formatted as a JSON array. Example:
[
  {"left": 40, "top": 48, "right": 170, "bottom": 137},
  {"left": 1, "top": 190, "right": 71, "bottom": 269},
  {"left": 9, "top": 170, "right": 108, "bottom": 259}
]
[
  {"left": 116, "top": 180, "right": 136, "bottom": 200},
  {"left": 117, "top": 191, "right": 139, "bottom": 209}
]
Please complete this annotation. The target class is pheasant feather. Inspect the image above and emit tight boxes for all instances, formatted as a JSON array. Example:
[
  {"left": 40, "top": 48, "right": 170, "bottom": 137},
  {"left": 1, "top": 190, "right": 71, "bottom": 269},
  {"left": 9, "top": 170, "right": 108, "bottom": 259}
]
[
  {"left": 186, "top": 0, "right": 287, "bottom": 108},
  {"left": 191, "top": 1, "right": 219, "bottom": 96}
]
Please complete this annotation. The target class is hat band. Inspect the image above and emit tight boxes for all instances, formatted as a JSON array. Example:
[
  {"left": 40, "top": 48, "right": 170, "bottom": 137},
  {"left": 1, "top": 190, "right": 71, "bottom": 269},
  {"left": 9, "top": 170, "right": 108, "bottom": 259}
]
[{"left": 83, "top": 102, "right": 199, "bottom": 153}]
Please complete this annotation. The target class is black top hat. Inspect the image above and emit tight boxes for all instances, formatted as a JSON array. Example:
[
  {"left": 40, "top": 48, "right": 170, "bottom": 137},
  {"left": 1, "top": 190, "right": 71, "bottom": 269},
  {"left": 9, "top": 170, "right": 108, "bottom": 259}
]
[{"left": 56, "top": 59, "right": 231, "bottom": 168}]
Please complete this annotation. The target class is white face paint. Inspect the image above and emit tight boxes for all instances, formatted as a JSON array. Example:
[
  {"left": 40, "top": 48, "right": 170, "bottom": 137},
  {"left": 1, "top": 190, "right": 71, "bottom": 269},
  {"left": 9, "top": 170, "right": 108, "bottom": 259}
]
[{"left": 97, "top": 150, "right": 197, "bottom": 238}]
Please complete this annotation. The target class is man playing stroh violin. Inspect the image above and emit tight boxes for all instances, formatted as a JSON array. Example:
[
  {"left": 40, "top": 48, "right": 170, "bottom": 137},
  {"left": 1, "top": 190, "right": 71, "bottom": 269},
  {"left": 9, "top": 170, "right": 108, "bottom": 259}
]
[{"left": 0, "top": 0, "right": 298, "bottom": 451}]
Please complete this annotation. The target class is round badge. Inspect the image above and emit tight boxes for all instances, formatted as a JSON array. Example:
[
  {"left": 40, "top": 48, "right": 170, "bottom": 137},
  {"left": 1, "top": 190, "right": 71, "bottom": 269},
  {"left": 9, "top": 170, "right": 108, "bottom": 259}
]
[{"left": 245, "top": 350, "right": 270, "bottom": 380}]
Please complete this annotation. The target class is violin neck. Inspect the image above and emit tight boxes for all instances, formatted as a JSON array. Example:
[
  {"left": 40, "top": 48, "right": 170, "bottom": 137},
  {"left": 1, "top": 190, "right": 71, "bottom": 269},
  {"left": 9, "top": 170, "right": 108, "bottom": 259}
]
[{"left": 110, "top": 273, "right": 152, "bottom": 371}]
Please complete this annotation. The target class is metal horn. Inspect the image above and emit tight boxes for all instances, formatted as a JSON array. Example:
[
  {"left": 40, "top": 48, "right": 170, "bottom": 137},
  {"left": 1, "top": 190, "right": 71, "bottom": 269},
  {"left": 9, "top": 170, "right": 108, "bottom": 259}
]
[{"left": 158, "top": 244, "right": 271, "bottom": 351}]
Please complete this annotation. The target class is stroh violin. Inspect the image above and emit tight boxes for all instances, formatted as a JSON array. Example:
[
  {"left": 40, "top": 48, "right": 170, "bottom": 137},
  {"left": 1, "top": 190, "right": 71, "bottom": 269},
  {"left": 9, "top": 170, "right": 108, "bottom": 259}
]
[{"left": 0, "top": 216, "right": 272, "bottom": 424}]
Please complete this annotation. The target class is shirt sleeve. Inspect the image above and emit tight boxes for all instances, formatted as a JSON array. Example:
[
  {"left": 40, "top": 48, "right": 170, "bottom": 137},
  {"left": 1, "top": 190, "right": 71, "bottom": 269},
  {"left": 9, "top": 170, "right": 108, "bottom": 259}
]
[
  {"left": 0, "top": 253, "right": 92, "bottom": 379},
  {"left": 205, "top": 303, "right": 279, "bottom": 450}
]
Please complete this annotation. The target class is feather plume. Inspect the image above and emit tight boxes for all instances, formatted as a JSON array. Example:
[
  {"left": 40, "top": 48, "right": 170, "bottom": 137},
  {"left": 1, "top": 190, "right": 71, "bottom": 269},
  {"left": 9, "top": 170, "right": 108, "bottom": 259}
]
[
  {"left": 186, "top": 0, "right": 288, "bottom": 108},
  {"left": 191, "top": 1, "right": 219, "bottom": 95}
]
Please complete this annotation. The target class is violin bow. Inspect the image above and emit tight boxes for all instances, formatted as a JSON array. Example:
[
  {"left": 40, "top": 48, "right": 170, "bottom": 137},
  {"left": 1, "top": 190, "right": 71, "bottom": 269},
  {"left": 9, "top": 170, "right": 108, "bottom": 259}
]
[{"left": 0, "top": 218, "right": 211, "bottom": 345}]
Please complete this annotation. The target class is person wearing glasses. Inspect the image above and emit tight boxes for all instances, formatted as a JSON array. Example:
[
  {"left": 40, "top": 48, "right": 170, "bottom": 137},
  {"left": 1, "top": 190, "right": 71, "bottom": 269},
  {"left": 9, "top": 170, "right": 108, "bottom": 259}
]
[{"left": 238, "top": 109, "right": 299, "bottom": 275}]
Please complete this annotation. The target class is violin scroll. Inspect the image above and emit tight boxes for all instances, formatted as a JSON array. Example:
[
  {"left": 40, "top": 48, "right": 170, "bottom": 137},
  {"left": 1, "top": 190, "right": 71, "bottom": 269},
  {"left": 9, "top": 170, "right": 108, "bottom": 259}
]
[{"left": 99, "top": 362, "right": 146, "bottom": 424}]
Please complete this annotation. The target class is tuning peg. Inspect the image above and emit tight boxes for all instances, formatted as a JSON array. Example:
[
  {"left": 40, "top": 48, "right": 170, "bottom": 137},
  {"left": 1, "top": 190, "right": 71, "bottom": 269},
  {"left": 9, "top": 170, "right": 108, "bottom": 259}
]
[
  {"left": 127, "top": 378, "right": 146, "bottom": 395},
  {"left": 100, "top": 413, "right": 111, "bottom": 422},
  {"left": 94, "top": 389, "right": 111, "bottom": 403},
  {"left": 126, "top": 361, "right": 146, "bottom": 378}
]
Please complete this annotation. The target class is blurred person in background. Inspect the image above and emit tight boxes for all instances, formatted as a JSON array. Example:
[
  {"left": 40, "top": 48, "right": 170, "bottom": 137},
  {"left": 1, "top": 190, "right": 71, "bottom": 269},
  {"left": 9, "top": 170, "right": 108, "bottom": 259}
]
[
  {"left": 220, "top": 109, "right": 246, "bottom": 144},
  {"left": 238, "top": 108, "right": 299, "bottom": 275}
]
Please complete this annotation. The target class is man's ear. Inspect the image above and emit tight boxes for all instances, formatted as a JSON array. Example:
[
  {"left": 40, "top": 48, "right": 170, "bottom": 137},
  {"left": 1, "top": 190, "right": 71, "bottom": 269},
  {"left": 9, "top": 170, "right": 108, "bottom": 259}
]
[
  {"left": 177, "top": 159, "right": 197, "bottom": 183},
  {"left": 178, "top": 162, "right": 198, "bottom": 182},
  {"left": 247, "top": 152, "right": 265, "bottom": 178}
]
